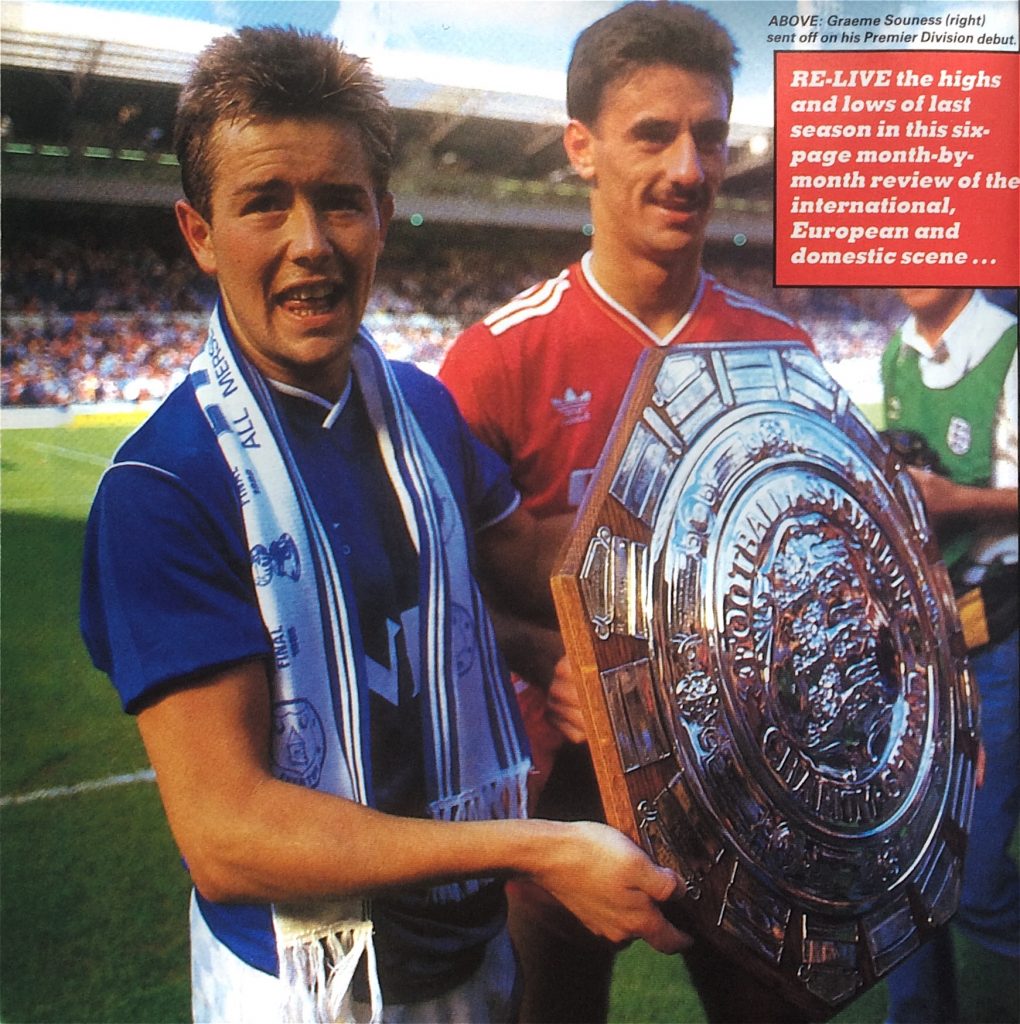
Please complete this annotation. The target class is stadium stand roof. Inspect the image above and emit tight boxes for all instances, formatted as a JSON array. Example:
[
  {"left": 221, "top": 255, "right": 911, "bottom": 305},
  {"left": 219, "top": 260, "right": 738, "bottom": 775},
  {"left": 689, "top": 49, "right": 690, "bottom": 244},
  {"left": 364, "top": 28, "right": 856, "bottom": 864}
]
[{"left": 2, "top": 1, "right": 774, "bottom": 242}]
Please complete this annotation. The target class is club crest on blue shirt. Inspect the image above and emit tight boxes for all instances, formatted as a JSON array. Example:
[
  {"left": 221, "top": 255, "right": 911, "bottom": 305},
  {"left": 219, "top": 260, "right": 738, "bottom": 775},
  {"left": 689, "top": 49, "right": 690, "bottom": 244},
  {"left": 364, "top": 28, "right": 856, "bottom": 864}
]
[
  {"left": 251, "top": 533, "right": 301, "bottom": 586},
  {"left": 271, "top": 698, "right": 326, "bottom": 787},
  {"left": 451, "top": 603, "right": 476, "bottom": 677},
  {"left": 435, "top": 490, "right": 456, "bottom": 543}
]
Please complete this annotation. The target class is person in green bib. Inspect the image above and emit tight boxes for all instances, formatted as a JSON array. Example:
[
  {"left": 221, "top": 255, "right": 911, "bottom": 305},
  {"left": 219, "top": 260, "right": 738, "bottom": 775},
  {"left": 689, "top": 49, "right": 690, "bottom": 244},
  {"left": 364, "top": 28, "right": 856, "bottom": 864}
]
[{"left": 881, "top": 287, "right": 1018, "bottom": 1024}]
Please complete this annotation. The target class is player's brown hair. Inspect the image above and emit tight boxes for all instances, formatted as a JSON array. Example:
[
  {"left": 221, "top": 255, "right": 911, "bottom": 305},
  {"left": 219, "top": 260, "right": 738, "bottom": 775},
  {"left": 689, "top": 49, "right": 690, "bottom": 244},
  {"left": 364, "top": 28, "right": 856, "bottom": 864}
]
[
  {"left": 174, "top": 26, "right": 396, "bottom": 219},
  {"left": 567, "top": 1, "right": 739, "bottom": 125}
]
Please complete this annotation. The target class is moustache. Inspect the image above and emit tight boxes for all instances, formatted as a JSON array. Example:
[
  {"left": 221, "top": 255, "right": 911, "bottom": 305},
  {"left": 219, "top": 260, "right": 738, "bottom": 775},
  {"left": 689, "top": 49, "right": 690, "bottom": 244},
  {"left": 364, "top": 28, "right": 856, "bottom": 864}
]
[{"left": 653, "top": 185, "right": 711, "bottom": 210}]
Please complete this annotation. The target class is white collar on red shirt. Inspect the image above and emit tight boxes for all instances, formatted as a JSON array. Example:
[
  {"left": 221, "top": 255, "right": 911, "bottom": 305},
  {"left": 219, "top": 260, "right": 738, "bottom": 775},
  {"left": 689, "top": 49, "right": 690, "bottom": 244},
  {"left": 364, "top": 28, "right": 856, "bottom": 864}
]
[{"left": 580, "top": 250, "right": 705, "bottom": 346}]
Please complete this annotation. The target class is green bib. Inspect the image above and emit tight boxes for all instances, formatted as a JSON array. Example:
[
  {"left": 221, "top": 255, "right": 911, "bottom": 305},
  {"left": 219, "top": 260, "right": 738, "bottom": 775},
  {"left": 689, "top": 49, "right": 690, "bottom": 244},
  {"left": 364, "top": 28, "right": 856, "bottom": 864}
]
[{"left": 881, "top": 322, "right": 1016, "bottom": 567}]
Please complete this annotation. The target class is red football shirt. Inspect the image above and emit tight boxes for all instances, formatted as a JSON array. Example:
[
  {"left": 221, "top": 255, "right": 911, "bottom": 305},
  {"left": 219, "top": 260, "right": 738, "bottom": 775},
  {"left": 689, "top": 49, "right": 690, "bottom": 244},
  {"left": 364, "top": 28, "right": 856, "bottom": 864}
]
[{"left": 441, "top": 255, "right": 814, "bottom": 518}]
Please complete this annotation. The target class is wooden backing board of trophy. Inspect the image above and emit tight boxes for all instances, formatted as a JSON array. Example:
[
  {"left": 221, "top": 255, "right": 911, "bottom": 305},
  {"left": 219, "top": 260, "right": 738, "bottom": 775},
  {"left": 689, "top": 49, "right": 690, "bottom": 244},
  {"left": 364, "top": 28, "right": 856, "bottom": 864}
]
[{"left": 551, "top": 343, "right": 980, "bottom": 1019}]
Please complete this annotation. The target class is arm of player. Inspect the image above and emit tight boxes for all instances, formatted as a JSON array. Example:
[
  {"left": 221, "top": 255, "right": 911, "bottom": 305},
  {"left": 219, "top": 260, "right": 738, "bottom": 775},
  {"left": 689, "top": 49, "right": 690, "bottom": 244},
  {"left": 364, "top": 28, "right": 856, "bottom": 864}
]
[
  {"left": 478, "top": 611, "right": 589, "bottom": 744},
  {"left": 472, "top": 506, "right": 577, "bottom": 682},
  {"left": 474, "top": 508, "right": 592, "bottom": 742},
  {"left": 908, "top": 469, "right": 1018, "bottom": 528},
  {"left": 137, "top": 658, "right": 689, "bottom": 953},
  {"left": 544, "top": 653, "right": 588, "bottom": 744},
  {"left": 473, "top": 506, "right": 574, "bottom": 624},
  {"left": 483, "top": 603, "right": 565, "bottom": 688}
]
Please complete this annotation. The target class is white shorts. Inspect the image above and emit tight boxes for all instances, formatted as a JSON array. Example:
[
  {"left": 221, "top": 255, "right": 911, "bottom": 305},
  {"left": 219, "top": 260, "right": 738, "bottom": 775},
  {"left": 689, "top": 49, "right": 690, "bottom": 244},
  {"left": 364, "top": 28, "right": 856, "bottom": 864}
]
[{"left": 189, "top": 892, "right": 520, "bottom": 1023}]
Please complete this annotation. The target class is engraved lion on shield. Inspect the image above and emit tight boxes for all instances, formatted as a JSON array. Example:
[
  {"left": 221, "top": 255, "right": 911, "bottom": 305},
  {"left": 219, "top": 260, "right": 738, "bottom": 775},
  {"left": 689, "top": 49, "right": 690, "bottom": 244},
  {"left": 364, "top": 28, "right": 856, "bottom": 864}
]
[{"left": 754, "top": 514, "right": 900, "bottom": 781}]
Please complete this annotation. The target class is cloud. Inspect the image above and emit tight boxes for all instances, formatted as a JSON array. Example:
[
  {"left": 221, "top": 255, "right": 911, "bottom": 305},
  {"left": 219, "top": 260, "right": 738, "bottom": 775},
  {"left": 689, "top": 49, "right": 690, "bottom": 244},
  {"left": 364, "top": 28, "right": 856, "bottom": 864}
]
[{"left": 334, "top": 0, "right": 618, "bottom": 71}]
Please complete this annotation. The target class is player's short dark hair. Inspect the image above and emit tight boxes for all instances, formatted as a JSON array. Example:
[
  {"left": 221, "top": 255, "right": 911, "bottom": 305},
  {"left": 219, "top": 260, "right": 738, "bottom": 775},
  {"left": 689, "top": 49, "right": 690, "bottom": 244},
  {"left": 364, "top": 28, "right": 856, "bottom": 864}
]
[
  {"left": 174, "top": 25, "right": 396, "bottom": 219},
  {"left": 567, "top": 1, "right": 739, "bottom": 125}
]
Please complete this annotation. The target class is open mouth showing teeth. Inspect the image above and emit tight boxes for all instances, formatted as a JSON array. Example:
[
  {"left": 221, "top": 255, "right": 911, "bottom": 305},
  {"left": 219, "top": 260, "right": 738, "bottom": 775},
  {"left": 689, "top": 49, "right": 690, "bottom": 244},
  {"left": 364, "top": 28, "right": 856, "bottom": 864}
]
[{"left": 278, "top": 283, "right": 343, "bottom": 316}]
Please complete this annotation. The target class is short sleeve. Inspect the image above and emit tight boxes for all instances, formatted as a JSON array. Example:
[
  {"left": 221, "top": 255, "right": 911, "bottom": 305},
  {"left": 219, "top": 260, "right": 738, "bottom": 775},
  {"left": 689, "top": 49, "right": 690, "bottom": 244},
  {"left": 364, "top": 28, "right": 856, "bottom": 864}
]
[
  {"left": 461, "top": 425, "right": 521, "bottom": 532},
  {"left": 80, "top": 461, "right": 271, "bottom": 712}
]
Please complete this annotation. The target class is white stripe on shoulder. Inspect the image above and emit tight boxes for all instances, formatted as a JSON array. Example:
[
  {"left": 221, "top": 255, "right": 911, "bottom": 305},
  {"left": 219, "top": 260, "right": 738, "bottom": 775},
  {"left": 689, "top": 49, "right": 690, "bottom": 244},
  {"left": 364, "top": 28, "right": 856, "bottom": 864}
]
[
  {"left": 102, "top": 460, "right": 184, "bottom": 486},
  {"left": 89, "top": 457, "right": 186, "bottom": 510},
  {"left": 483, "top": 270, "right": 571, "bottom": 335},
  {"left": 476, "top": 491, "right": 522, "bottom": 534},
  {"left": 713, "top": 281, "right": 803, "bottom": 329}
]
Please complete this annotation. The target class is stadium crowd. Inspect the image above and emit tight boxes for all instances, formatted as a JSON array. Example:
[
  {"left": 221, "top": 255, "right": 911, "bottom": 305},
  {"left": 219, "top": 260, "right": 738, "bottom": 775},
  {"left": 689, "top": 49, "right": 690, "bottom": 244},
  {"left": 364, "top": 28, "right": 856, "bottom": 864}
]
[{"left": 1, "top": 229, "right": 899, "bottom": 408}]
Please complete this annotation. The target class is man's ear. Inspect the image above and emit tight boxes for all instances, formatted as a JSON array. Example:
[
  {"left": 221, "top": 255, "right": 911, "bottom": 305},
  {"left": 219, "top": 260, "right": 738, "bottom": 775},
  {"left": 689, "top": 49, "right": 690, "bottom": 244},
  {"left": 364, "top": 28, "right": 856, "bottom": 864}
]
[
  {"left": 564, "top": 120, "right": 596, "bottom": 182},
  {"left": 175, "top": 199, "right": 217, "bottom": 277},
  {"left": 377, "top": 191, "right": 395, "bottom": 251}
]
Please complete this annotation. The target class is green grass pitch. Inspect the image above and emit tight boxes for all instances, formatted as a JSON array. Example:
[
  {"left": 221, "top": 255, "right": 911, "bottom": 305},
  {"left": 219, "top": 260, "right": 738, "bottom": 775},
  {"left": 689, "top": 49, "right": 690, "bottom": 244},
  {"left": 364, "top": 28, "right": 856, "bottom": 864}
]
[
  {"left": 1, "top": 424, "right": 191, "bottom": 1022},
  {"left": 1, "top": 421, "right": 1014, "bottom": 1023}
]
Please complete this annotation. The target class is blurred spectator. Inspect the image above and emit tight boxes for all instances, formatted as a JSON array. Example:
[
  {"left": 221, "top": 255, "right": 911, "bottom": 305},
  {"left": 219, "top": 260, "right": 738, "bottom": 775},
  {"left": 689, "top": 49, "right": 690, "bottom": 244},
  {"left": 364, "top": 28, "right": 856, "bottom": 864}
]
[{"left": 2, "top": 229, "right": 900, "bottom": 407}]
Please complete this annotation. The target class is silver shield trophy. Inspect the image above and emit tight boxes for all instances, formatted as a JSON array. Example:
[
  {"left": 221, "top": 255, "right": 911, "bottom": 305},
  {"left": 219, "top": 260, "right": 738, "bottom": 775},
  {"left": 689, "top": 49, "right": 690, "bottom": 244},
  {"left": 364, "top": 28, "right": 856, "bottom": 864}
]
[{"left": 552, "top": 342, "right": 979, "bottom": 1019}]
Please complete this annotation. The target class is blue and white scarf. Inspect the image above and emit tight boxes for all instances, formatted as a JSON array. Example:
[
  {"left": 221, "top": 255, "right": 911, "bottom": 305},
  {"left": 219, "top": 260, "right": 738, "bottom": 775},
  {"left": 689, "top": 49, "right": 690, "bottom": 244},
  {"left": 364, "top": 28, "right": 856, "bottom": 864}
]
[{"left": 190, "top": 306, "right": 529, "bottom": 1022}]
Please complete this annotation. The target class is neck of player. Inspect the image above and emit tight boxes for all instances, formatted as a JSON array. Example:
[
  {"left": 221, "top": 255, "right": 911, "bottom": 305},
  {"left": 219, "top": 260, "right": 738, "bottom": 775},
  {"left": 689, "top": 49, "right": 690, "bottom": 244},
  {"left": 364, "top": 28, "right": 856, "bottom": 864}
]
[{"left": 589, "top": 242, "right": 702, "bottom": 340}]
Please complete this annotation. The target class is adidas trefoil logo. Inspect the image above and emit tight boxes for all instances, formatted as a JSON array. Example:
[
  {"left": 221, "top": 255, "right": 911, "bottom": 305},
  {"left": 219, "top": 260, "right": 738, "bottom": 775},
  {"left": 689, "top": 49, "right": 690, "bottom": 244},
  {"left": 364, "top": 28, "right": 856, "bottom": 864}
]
[{"left": 551, "top": 386, "right": 592, "bottom": 425}]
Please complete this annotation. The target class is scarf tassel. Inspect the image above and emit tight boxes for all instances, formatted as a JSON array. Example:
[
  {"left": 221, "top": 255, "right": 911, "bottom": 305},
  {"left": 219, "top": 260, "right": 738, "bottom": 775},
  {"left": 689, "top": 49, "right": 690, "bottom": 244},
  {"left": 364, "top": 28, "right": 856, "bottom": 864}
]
[
  {"left": 429, "top": 764, "right": 530, "bottom": 824},
  {"left": 193, "top": 317, "right": 530, "bottom": 1019},
  {"left": 278, "top": 920, "right": 381, "bottom": 1024},
  {"left": 426, "top": 765, "right": 530, "bottom": 905}
]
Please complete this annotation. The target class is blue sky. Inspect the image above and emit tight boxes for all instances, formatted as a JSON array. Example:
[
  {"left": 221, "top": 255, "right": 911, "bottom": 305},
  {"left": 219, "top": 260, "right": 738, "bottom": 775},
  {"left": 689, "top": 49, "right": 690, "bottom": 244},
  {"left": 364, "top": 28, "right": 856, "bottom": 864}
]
[{"left": 41, "top": 0, "right": 1020, "bottom": 126}]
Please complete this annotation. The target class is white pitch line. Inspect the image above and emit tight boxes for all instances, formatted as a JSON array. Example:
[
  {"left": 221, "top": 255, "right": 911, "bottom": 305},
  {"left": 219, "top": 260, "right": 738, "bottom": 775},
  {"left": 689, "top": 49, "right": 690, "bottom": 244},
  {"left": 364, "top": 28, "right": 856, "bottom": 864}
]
[
  {"left": 0, "top": 768, "right": 156, "bottom": 808},
  {"left": 27, "top": 441, "right": 111, "bottom": 467}
]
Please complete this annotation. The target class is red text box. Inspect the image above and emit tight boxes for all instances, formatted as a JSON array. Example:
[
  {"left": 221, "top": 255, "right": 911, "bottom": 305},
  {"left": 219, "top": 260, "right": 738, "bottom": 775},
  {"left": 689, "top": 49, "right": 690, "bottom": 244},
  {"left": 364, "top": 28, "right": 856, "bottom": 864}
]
[{"left": 774, "top": 50, "right": 1018, "bottom": 287}]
